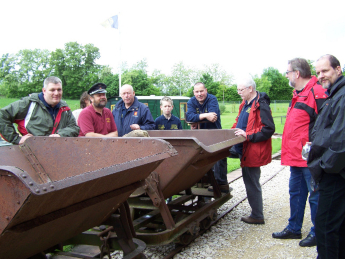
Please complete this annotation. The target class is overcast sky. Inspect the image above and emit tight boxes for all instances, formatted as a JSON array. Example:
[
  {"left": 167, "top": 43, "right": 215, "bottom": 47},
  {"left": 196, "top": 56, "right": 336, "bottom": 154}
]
[{"left": 1, "top": 0, "right": 345, "bottom": 80}]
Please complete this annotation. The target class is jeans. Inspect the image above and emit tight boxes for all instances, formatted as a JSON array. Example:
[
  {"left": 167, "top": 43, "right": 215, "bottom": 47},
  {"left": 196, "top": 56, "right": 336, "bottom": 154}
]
[
  {"left": 213, "top": 158, "right": 228, "bottom": 185},
  {"left": 316, "top": 173, "right": 345, "bottom": 259},
  {"left": 287, "top": 166, "right": 319, "bottom": 236}
]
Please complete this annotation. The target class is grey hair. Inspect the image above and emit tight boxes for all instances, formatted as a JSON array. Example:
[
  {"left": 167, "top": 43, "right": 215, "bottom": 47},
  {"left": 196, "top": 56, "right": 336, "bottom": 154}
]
[
  {"left": 43, "top": 76, "right": 62, "bottom": 88},
  {"left": 120, "top": 84, "right": 134, "bottom": 93},
  {"left": 288, "top": 58, "right": 311, "bottom": 78},
  {"left": 236, "top": 75, "right": 256, "bottom": 90}
]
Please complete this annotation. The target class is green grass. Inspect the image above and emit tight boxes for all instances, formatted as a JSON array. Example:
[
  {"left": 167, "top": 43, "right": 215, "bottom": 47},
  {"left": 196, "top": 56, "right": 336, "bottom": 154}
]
[
  {"left": 0, "top": 97, "right": 20, "bottom": 109},
  {"left": 220, "top": 103, "right": 288, "bottom": 134}
]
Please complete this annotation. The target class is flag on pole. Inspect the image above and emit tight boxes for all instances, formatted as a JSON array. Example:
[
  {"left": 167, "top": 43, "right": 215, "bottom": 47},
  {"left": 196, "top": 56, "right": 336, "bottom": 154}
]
[{"left": 101, "top": 15, "right": 118, "bottom": 29}]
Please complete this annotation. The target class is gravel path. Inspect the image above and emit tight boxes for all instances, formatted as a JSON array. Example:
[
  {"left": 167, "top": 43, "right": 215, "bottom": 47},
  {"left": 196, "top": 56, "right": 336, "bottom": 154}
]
[{"left": 112, "top": 160, "right": 318, "bottom": 259}]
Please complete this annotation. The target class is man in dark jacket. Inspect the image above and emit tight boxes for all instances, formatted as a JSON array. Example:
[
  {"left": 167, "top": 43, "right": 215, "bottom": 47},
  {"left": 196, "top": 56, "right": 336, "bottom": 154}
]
[
  {"left": 231, "top": 75, "right": 275, "bottom": 224},
  {"left": 0, "top": 76, "right": 79, "bottom": 144},
  {"left": 113, "top": 84, "right": 155, "bottom": 137},
  {"left": 307, "top": 54, "right": 345, "bottom": 258},
  {"left": 272, "top": 58, "right": 327, "bottom": 247},
  {"left": 186, "top": 82, "right": 228, "bottom": 193}
]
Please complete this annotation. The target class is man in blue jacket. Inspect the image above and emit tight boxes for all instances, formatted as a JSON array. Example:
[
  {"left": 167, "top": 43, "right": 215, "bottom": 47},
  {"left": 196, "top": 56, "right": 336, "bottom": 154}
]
[
  {"left": 113, "top": 84, "right": 155, "bottom": 137},
  {"left": 186, "top": 82, "right": 229, "bottom": 193}
]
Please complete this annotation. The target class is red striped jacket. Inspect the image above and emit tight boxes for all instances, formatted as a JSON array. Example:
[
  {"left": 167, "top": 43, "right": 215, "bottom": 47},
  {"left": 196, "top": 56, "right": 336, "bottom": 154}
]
[{"left": 281, "top": 76, "right": 327, "bottom": 167}]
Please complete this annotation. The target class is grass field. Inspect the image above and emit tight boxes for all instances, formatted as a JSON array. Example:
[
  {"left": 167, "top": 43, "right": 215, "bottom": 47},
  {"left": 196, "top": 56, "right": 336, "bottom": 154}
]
[{"left": 220, "top": 102, "right": 288, "bottom": 134}]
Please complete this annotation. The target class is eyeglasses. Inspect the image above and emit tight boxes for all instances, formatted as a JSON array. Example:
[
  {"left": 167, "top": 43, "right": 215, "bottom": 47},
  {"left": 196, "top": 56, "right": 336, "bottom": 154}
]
[
  {"left": 285, "top": 70, "right": 295, "bottom": 75},
  {"left": 237, "top": 87, "right": 249, "bottom": 92}
]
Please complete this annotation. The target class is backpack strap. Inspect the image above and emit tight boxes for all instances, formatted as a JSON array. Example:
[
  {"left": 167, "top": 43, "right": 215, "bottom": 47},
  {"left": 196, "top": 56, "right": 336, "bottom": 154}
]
[{"left": 52, "top": 106, "right": 70, "bottom": 134}]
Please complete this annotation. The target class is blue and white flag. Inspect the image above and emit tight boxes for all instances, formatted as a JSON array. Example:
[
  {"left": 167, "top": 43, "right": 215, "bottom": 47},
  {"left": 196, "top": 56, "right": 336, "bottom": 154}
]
[{"left": 101, "top": 15, "right": 118, "bottom": 29}]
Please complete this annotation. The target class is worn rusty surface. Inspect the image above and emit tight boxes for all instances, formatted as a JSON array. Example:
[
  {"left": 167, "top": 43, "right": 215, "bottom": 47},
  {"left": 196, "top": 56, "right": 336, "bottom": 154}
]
[
  {"left": 133, "top": 192, "right": 232, "bottom": 245},
  {"left": 0, "top": 136, "right": 176, "bottom": 259},
  {"left": 146, "top": 129, "right": 245, "bottom": 198}
]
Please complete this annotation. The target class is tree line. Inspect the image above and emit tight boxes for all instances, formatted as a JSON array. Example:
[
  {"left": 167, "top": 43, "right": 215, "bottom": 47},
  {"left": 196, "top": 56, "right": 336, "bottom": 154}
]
[{"left": 1, "top": 41, "right": 323, "bottom": 101}]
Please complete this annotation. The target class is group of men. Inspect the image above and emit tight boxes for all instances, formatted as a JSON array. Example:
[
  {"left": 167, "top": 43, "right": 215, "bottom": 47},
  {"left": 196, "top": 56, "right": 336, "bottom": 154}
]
[
  {"left": 0, "top": 54, "right": 344, "bottom": 258},
  {"left": 275, "top": 55, "right": 345, "bottom": 259}
]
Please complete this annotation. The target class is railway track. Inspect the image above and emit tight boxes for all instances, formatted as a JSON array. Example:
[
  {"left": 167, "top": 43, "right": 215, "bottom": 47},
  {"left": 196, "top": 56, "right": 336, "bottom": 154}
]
[{"left": 162, "top": 152, "right": 284, "bottom": 259}]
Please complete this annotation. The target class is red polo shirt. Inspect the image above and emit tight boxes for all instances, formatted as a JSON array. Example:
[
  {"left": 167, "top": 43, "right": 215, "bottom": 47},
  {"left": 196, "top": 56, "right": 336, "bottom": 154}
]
[{"left": 78, "top": 105, "right": 117, "bottom": 136}]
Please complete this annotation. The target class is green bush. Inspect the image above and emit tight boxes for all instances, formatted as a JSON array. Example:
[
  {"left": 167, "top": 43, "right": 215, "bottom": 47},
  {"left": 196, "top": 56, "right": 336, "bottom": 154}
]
[{"left": 219, "top": 104, "right": 226, "bottom": 114}]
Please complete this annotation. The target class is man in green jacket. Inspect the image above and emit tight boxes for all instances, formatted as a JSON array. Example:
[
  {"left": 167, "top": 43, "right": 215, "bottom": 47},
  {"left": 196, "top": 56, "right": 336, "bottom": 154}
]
[{"left": 0, "top": 76, "right": 79, "bottom": 145}]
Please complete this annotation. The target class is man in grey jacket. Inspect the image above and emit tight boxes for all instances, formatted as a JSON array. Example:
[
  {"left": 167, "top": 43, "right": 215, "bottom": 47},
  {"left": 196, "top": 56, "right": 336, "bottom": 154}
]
[{"left": 0, "top": 76, "right": 79, "bottom": 145}]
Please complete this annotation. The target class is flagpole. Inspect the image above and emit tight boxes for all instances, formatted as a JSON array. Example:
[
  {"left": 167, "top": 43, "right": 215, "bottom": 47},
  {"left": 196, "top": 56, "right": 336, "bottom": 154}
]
[{"left": 118, "top": 12, "right": 122, "bottom": 96}]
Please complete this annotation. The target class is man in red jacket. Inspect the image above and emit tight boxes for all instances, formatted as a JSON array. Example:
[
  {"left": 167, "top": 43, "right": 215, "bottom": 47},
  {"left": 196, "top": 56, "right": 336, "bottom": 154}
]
[
  {"left": 272, "top": 58, "right": 327, "bottom": 247},
  {"left": 231, "top": 75, "right": 275, "bottom": 224}
]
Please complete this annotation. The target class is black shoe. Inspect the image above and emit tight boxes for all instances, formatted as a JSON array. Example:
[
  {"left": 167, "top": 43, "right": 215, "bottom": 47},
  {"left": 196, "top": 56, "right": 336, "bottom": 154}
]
[
  {"left": 299, "top": 234, "right": 316, "bottom": 247},
  {"left": 272, "top": 228, "right": 302, "bottom": 239},
  {"left": 207, "top": 184, "right": 231, "bottom": 193}
]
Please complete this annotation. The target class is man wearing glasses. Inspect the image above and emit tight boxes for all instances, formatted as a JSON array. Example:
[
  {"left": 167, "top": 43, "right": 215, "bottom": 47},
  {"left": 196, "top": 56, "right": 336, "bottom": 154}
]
[
  {"left": 231, "top": 75, "right": 275, "bottom": 225},
  {"left": 272, "top": 58, "right": 327, "bottom": 247}
]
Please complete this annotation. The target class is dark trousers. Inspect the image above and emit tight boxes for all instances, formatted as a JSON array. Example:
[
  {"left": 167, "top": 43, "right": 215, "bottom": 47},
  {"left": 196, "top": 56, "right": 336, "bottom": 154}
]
[
  {"left": 242, "top": 166, "right": 263, "bottom": 219},
  {"left": 213, "top": 157, "right": 228, "bottom": 185},
  {"left": 316, "top": 173, "right": 345, "bottom": 259}
]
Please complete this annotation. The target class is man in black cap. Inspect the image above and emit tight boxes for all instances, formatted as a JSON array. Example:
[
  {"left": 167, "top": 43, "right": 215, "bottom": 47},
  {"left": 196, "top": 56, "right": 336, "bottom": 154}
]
[{"left": 78, "top": 83, "right": 118, "bottom": 137}]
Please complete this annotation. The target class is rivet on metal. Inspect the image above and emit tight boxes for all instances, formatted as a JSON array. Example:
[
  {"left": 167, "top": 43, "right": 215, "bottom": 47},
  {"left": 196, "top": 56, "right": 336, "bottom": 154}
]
[
  {"left": 6, "top": 216, "right": 9, "bottom": 220},
  {"left": 35, "top": 189, "right": 40, "bottom": 193},
  {"left": 50, "top": 185, "right": 54, "bottom": 189},
  {"left": 29, "top": 182, "right": 33, "bottom": 186},
  {"left": 43, "top": 187, "right": 47, "bottom": 191},
  {"left": 152, "top": 141, "right": 155, "bottom": 144},
  {"left": 21, "top": 174, "right": 27, "bottom": 178},
  {"left": 17, "top": 201, "right": 20, "bottom": 204},
  {"left": 138, "top": 140, "right": 141, "bottom": 143},
  {"left": 125, "top": 140, "right": 127, "bottom": 143}
]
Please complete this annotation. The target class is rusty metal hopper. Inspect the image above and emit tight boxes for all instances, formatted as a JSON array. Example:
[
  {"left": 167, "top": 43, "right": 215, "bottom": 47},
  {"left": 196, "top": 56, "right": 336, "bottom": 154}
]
[
  {"left": 146, "top": 129, "right": 245, "bottom": 198},
  {"left": 0, "top": 136, "right": 177, "bottom": 259}
]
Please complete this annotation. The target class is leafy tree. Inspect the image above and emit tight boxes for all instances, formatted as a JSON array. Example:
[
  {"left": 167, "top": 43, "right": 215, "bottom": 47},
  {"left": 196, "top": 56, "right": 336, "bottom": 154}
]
[
  {"left": 262, "top": 67, "right": 291, "bottom": 100},
  {"left": 307, "top": 59, "right": 316, "bottom": 76},
  {"left": 202, "top": 63, "right": 233, "bottom": 86},
  {"left": 99, "top": 66, "right": 119, "bottom": 97},
  {"left": 50, "top": 42, "right": 101, "bottom": 99},
  {"left": 169, "top": 62, "right": 200, "bottom": 96},
  {"left": 0, "top": 53, "right": 17, "bottom": 97},
  {"left": 198, "top": 73, "right": 220, "bottom": 97},
  {"left": 122, "top": 69, "right": 161, "bottom": 96},
  {"left": 0, "top": 50, "right": 51, "bottom": 97},
  {"left": 254, "top": 75, "right": 271, "bottom": 94}
]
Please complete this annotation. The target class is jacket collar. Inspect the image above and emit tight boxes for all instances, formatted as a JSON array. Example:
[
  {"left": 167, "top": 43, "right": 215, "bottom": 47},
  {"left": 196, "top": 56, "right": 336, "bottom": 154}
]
[
  {"left": 293, "top": 76, "right": 319, "bottom": 97},
  {"left": 117, "top": 96, "right": 140, "bottom": 109},
  {"left": 327, "top": 75, "right": 345, "bottom": 97}
]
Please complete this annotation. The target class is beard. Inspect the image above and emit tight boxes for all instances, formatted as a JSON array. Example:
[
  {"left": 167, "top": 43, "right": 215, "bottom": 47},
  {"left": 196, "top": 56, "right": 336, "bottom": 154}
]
[
  {"left": 289, "top": 80, "right": 295, "bottom": 88},
  {"left": 321, "top": 81, "right": 330, "bottom": 89},
  {"left": 94, "top": 100, "right": 106, "bottom": 108}
]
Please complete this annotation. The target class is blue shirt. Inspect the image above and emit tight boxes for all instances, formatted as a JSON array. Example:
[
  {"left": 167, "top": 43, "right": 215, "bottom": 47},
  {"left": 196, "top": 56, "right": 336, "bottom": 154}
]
[
  {"left": 185, "top": 93, "right": 221, "bottom": 129},
  {"left": 234, "top": 97, "right": 255, "bottom": 154},
  {"left": 38, "top": 92, "right": 60, "bottom": 122},
  {"left": 155, "top": 114, "right": 182, "bottom": 130},
  {"left": 113, "top": 97, "right": 155, "bottom": 137}
]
